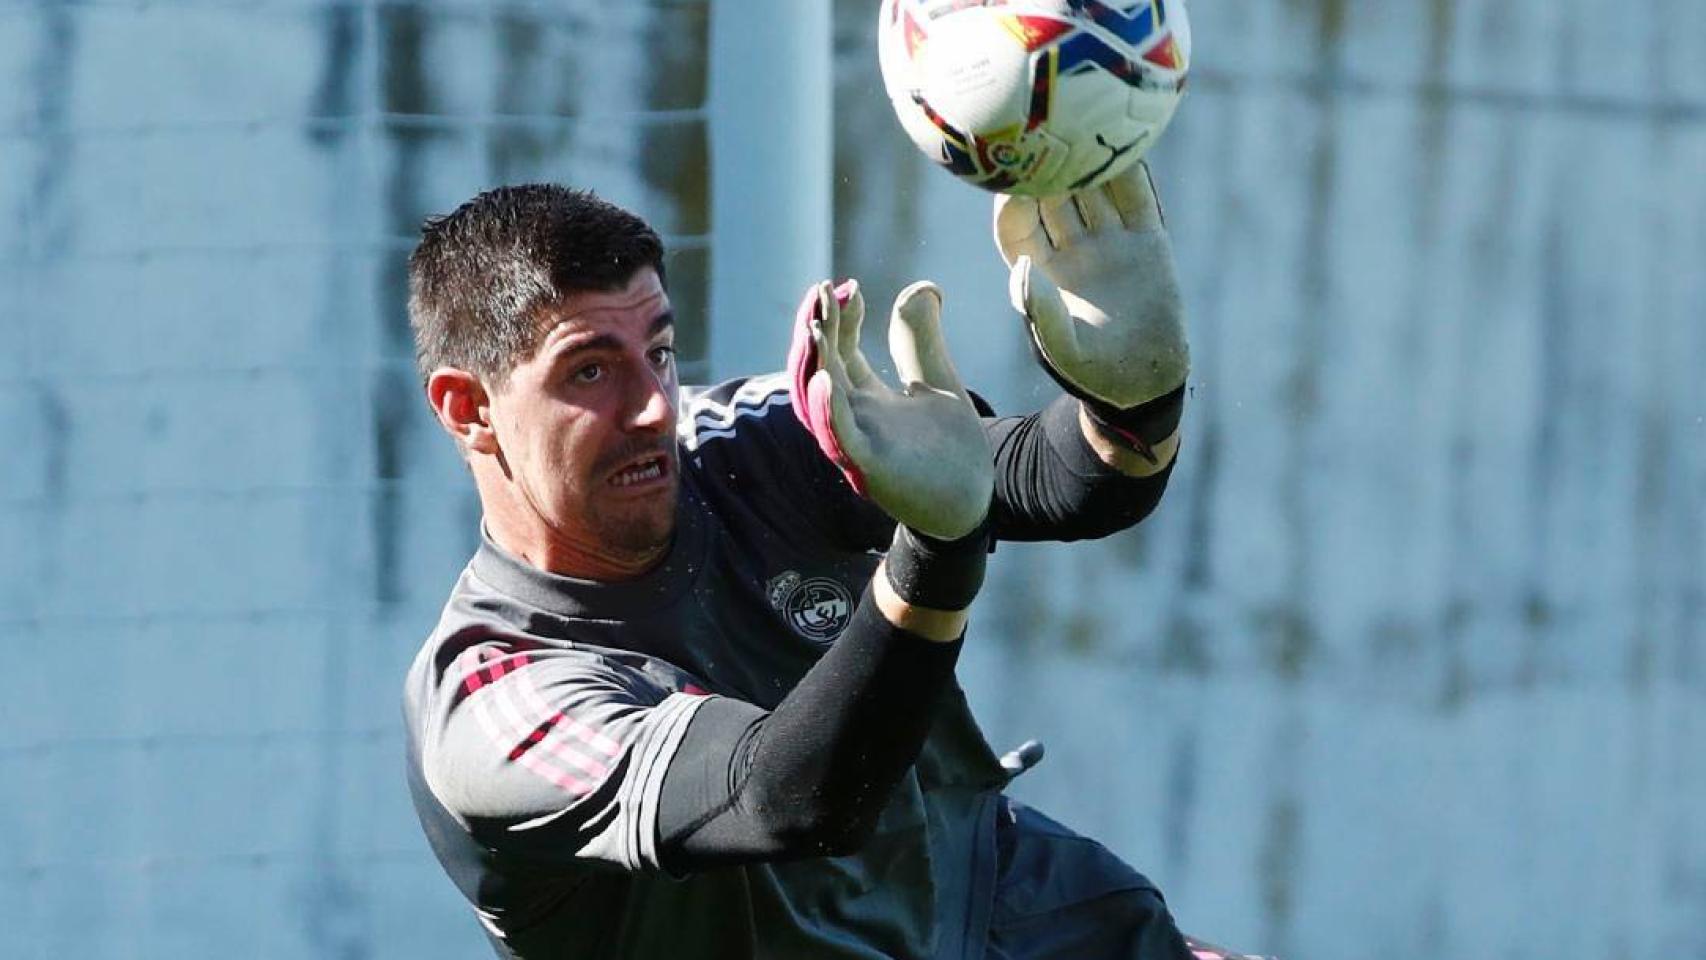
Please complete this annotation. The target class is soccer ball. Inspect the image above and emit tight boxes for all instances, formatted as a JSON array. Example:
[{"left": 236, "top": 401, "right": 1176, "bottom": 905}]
[{"left": 878, "top": 0, "right": 1190, "bottom": 197}]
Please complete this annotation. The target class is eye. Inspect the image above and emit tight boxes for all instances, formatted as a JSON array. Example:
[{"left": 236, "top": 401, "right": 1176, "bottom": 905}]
[
  {"left": 649, "top": 345, "right": 676, "bottom": 368},
  {"left": 572, "top": 363, "right": 605, "bottom": 384}
]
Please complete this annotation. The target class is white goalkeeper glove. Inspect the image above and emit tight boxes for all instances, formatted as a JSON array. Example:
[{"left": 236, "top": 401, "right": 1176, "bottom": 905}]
[
  {"left": 994, "top": 161, "right": 1189, "bottom": 463},
  {"left": 787, "top": 280, "right": 994, "bottom": 541}
]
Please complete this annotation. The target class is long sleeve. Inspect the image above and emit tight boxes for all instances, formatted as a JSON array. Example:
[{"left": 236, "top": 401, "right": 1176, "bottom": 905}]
[{"left": 984, "top": 395, "right": 1175, "bottom": 542}]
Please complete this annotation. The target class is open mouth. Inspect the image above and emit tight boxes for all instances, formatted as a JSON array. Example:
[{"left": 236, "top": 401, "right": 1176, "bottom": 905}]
[{"left": 609, "top": 453, "right": 670, "bottom": 488}]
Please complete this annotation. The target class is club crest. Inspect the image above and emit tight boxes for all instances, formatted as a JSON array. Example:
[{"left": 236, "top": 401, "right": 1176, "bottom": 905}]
[{"left": 766, "top": 571, "right": 855, "bottom": 643}]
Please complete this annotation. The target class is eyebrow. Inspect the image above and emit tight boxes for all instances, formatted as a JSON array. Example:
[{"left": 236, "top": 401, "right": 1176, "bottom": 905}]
[{"left": 551, "top": 312, "right": 676, "bottom": 361}]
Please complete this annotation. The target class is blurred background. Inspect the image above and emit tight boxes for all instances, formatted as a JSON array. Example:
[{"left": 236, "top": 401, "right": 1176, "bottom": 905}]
[{"left": 3, "top": 1, "right": 1703, "bottom": 957}]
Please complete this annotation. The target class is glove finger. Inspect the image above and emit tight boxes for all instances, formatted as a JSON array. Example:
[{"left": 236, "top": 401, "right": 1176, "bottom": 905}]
[
  {"left": 1009, "top": 256, "right": 1081, "bottom": 367},
  {"left": 993, "top": 192, "right": 1049, "bottom": 265},
  {"left": 1073, "top": 185, "right": 1120, "bottom": 235},
  {"left": 814, "top": 282, "right": 861, "bottom": 398},
  {"left": 788, "top": 282, "right": 829, "bottom": 436},
  {"left": 806, "top": 368, "right": 873, "bottom": 496},
  {"left": 1038, "top": 194, "right": 1087, "bottom": 250},
  {"left": 889, "top": 281, "right": 970, "bottom": 400},
  {"left": 1106, "top": 160, "right": 1165, "bottom": 231},
  {"left": 814, "top": 280, "right": 841, "bottom": 359},
  {"left": 813, "top": 284, "right": 880, "bottom": 494},
  {"left": 789, "top": 283, "right": 873, "bottom": 494},
  {"left": 834, "top": 279, "right": 878, "bottom": 388}
]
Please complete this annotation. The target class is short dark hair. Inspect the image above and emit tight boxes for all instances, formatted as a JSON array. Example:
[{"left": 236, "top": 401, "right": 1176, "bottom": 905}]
[{"left": 408, "top": 184, "right": 666, "bottom": 385}]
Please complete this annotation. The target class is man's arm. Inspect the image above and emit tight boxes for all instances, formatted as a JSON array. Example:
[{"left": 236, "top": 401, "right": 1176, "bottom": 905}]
[
  {"left": 654, "top": 528, "right": 983, "bottom": 870},
  {"left": 417, "top": 531, "right": 988, "bottom": 877},
  {"left": 655, "top": 279, "right": 994, "bottom": 870},
  {"left": 412, "top": 562, "right": 972, "bottom": 877},
  {"left": 410, "top": 537, "right": 984, "bottom": 875},
  {"left": 984, "top": 394, "right": 1176, "bottom": 543}
]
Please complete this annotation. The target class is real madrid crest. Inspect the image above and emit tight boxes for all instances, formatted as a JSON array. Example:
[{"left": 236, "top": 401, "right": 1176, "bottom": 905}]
[{"left": 766, "top": 571, "right": 855, "bottom": 643}]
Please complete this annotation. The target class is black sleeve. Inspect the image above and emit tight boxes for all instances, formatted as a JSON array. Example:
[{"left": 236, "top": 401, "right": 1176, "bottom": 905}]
[
  {"left": 985, "top": 394, "right": 1175, "bottom": 542},
  {"left": 656, "top": 585, "right": 961, "bottom": 872}
]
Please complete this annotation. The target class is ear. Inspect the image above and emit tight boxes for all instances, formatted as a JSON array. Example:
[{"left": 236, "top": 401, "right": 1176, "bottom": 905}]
[{"left": 427, "top": 367, "right": 500, "bottom": 456}]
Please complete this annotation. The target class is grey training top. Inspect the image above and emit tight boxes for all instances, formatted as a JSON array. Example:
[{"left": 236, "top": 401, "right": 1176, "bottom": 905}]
[{"left": 404, "top": 373, "right": 1012, "bottom": 960}]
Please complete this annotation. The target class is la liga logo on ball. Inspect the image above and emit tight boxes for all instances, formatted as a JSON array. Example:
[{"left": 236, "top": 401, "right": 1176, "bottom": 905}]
[{"left": 878, "top": 0, "right": 1190, "bottom": 197}]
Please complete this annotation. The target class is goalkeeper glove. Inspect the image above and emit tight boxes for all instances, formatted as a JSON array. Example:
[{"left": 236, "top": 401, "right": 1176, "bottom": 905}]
[
  {"left": 787, "top": 279, "right": 994, "bottom": 543},
  {"left": 994, "top": 161, "right": 1189, "bottom": 464}
]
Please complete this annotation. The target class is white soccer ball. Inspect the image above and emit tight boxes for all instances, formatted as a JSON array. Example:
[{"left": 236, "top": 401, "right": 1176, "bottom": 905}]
[{"left": 878, "top": 0, "right": 1191, "bottom": 197}]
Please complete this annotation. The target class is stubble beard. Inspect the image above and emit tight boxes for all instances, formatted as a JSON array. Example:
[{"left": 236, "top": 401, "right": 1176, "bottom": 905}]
[
  {"left": 585, "top": 441, "right": 680, "bottom": 564},
  {"left": 592, "top": 482, "right": 679, "bottom": 560}
]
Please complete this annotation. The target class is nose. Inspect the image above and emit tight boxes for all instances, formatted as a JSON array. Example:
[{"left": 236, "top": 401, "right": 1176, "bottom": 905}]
[{"left": 627, "top": 364, "right": 675, "bottom": 434}]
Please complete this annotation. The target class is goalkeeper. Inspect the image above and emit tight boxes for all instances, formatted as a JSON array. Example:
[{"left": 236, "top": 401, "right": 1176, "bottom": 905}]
[{"left": 403, "top": 163, "right": 1248, "bottom": 959}]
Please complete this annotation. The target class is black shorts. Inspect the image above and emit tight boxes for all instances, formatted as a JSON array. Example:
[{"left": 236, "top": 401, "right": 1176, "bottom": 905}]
[{"left": 987, "top": 798, "right": 1215, "bottom": 960}]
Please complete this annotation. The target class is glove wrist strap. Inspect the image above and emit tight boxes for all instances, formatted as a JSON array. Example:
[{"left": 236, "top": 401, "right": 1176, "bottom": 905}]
[
  {"left": 1022, "top": 325, "right": 1186, "bottom": 466},
  {"left": 1079, "top": 383, "right": 1186, "bottom": 466},
  {"left": 883, "top": 516, "right": 992, "bottom": 612}
]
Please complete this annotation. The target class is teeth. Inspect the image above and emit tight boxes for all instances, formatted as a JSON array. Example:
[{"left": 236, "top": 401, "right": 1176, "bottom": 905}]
[{"left": 612, "top": 459, "right": 664, "bottom": 487}]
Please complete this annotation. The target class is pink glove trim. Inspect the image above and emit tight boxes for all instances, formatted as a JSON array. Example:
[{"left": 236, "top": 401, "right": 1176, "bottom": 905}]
[{"left": 787, "top": 281, "right": 870, "bottom": 497}]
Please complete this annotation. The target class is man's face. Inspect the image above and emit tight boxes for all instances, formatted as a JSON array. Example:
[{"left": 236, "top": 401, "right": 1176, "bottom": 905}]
[{"left": 486, "top": 268, "right": 680, "bottom": 565}]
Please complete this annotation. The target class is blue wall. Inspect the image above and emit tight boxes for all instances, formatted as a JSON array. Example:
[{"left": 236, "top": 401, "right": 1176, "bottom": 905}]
[{"left": 3, "top": 2, "right": 1703, "bottom": 958}]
